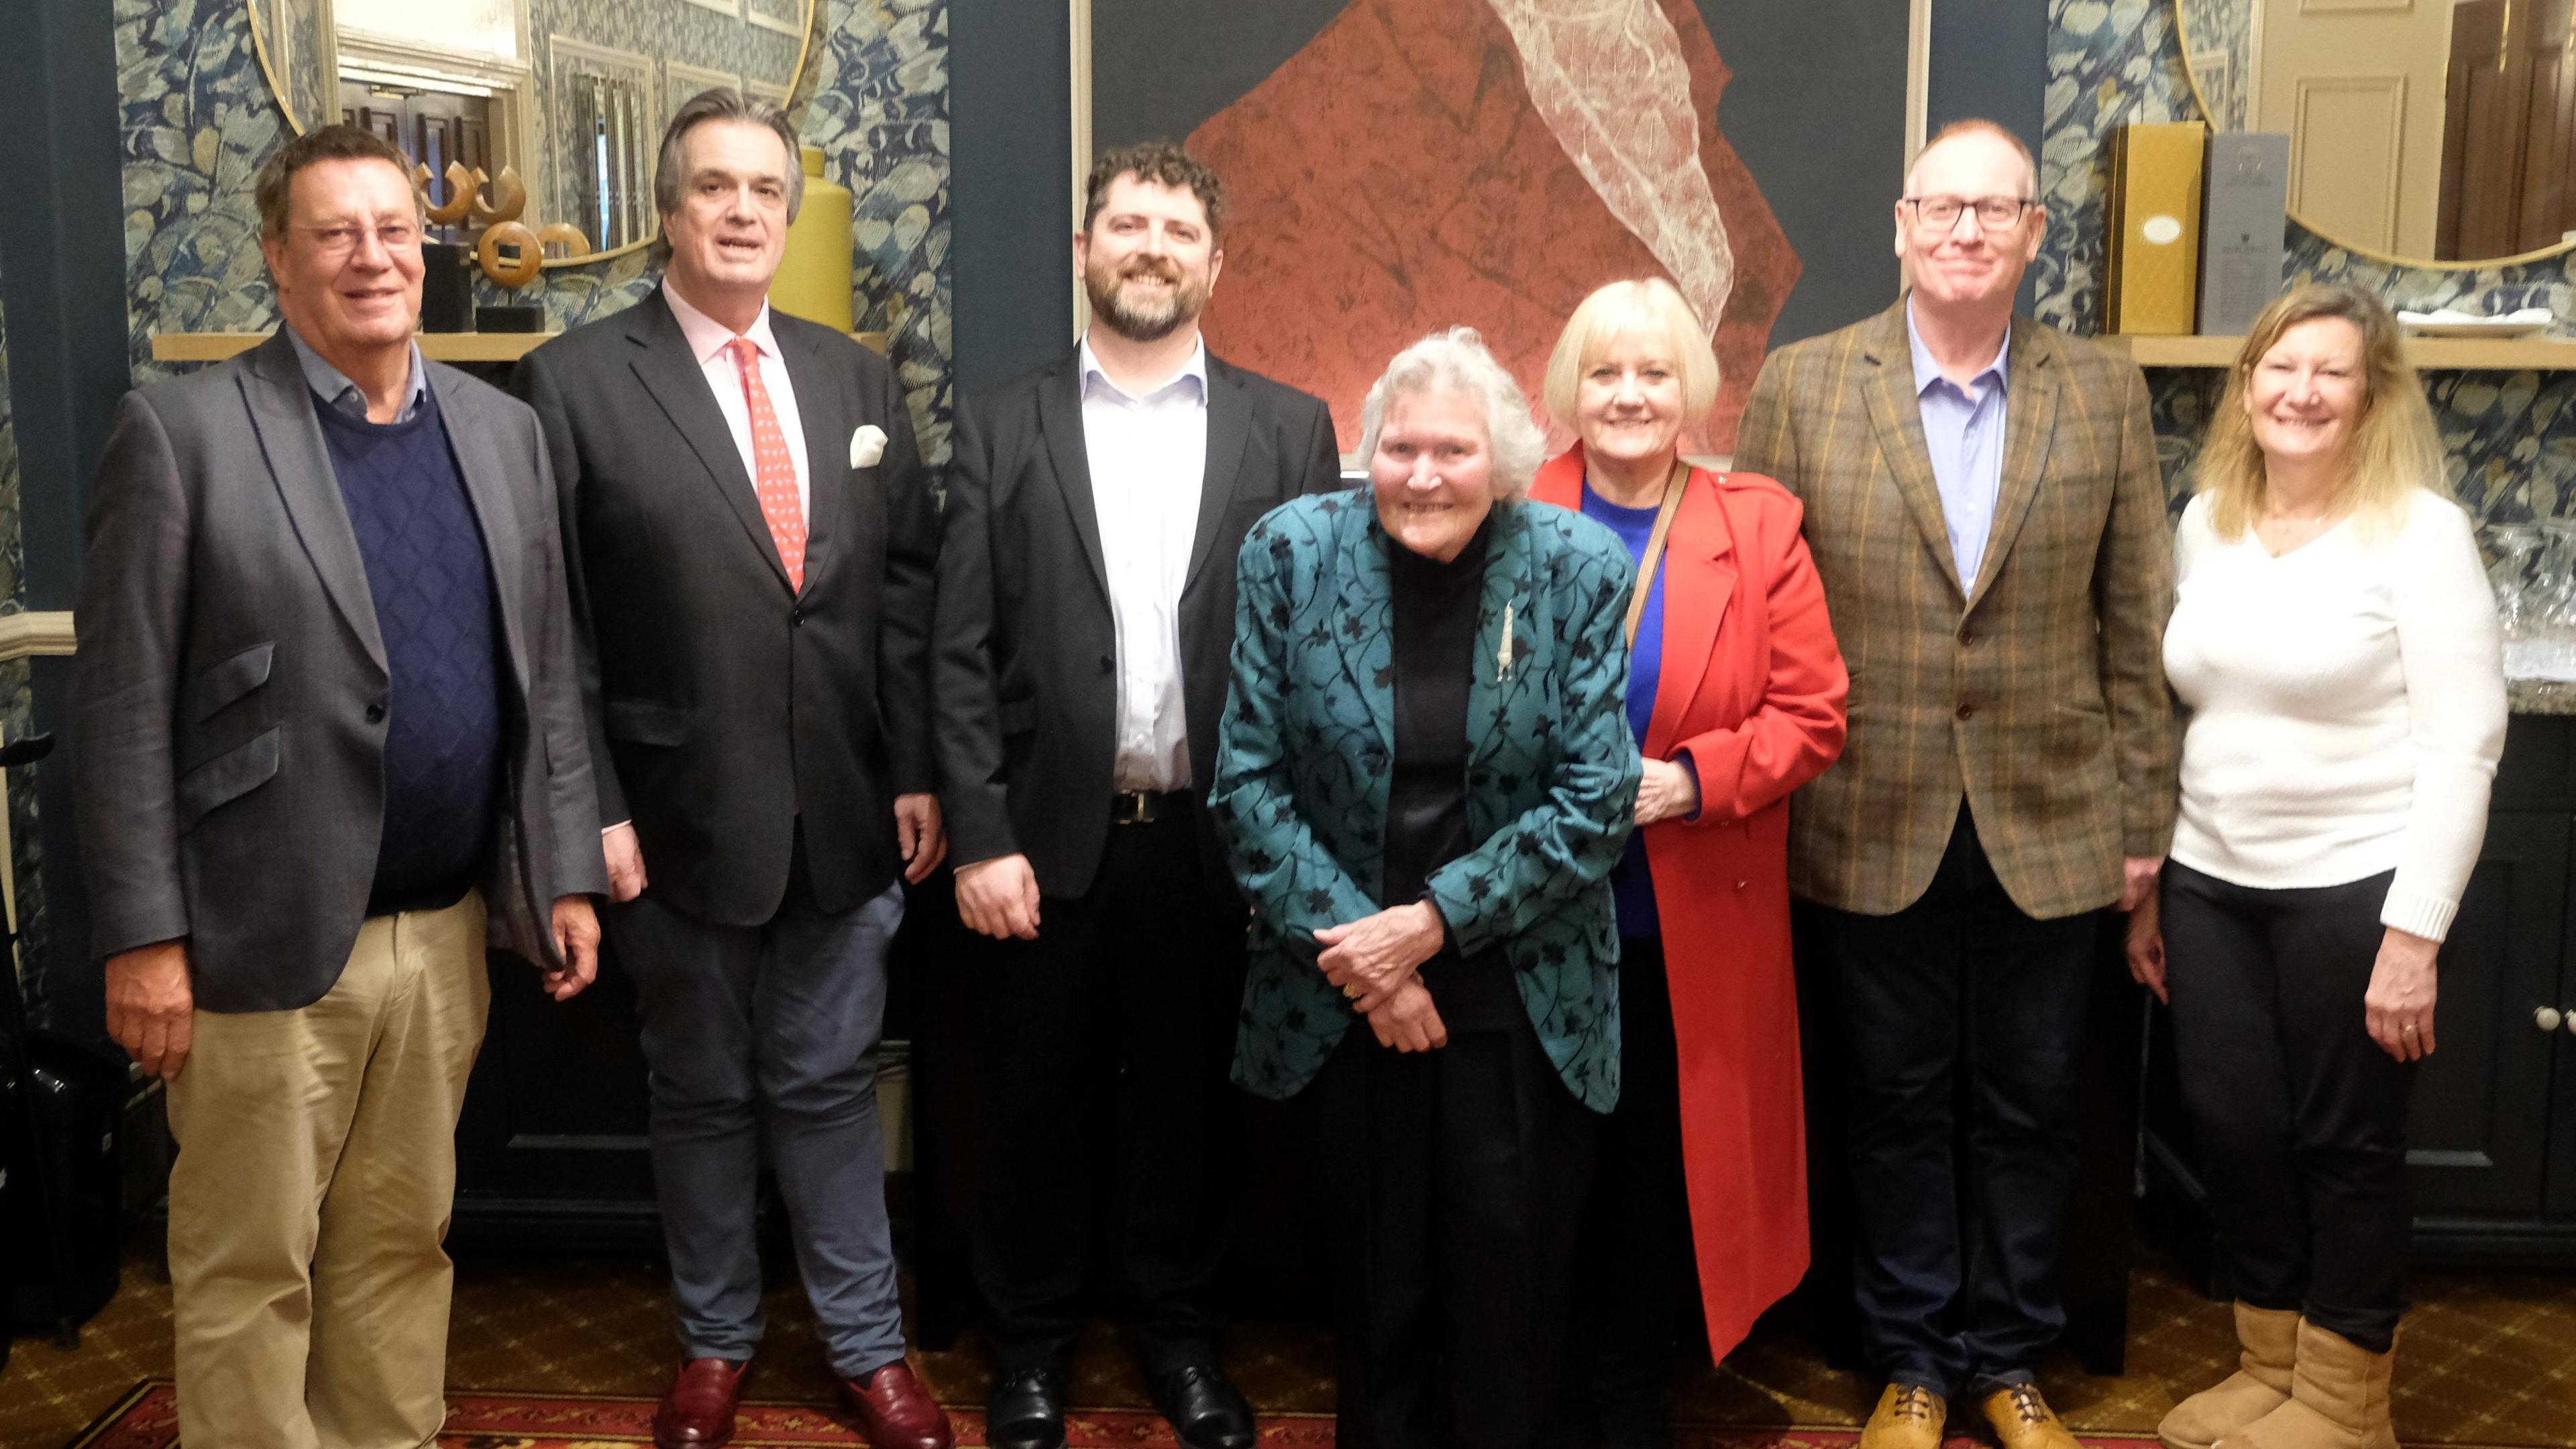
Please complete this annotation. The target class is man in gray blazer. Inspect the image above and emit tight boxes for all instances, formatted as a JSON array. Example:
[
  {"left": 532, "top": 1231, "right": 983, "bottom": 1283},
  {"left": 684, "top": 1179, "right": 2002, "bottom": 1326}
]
[{"left": 69, "top": 125, "right": 605, "bottom": 1449}]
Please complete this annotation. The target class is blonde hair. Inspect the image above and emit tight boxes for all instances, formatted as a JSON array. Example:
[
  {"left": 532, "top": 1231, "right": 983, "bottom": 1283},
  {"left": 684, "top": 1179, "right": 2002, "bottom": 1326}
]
[
  {"left": 1541, "top": 278, "right": 1721, "bottom": 429},
  {"left": 1358, "top": 327, "right": 1548, "bottom": 500},
  {"left": 2196, "top": 283, "right": 2445, "bottom": 541}
]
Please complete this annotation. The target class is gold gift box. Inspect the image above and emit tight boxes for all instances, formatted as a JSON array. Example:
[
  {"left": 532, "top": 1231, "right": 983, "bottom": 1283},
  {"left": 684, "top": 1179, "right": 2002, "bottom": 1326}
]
[{"left": 2105, "top": 121, "right": 2210, "bottom": 336}]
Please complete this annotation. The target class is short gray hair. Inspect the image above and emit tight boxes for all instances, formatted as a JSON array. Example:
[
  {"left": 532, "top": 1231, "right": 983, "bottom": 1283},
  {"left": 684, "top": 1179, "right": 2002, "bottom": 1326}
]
[
  {"left": 655, "top": 88, "right": 805, "bottom": 225},
  {"left": 1357, "top": 327, "right": 1548, "bottom": 500}
]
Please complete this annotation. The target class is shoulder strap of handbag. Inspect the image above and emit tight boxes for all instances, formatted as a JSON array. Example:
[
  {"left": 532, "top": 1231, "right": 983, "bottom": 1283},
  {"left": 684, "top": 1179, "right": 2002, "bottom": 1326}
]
[{"left": 1621, "top": 460, "right": 1695, "bottom": 648}]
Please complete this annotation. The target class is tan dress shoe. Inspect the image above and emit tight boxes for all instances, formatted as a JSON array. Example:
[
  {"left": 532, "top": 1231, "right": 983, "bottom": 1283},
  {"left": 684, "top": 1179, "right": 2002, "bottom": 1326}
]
[
  {"left": 1859, "top": 1383, "right": 1947, "bottom": 1449},
  {"left": 1981, "top": 1381, "right": 2082, "bottom": 1449},
  {"left": 2161, "top": 1303, "right": 2300, "bottom": 1449}
]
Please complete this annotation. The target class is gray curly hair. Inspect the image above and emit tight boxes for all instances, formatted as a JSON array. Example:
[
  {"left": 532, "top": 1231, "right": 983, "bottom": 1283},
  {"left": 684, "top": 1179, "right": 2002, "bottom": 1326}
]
[{"left": 1356, "top": 327, "right": 1548, "bottom": 500}]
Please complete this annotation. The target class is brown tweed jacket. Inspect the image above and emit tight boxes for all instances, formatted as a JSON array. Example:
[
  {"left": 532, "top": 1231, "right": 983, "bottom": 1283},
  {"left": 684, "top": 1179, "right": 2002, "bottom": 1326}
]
[{"left": 1733, "top": 301, "right": 2176, "bottom": 920}]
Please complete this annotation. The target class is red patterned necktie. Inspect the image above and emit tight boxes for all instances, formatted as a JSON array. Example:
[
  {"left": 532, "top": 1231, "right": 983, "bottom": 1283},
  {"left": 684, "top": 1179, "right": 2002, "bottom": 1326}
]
[{"left": 727, "top": 336, "right": 806, "bottom": 590}]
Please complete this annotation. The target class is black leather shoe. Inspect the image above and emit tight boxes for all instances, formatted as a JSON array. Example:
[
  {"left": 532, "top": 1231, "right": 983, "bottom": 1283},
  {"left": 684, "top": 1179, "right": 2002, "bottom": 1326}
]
[
  {"left": 984, "top": 1366, "right": 1067, "bottom": 1449},
  {"left": 1151, "top": 1362, "right": 1256, "bottom": 1449}
]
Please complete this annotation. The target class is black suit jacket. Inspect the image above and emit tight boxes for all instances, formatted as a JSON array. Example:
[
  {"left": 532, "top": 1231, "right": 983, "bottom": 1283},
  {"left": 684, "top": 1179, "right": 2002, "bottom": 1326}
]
[
  {"left": 934, "top": 350, "right": 1344, "bottom": 898},
  {"left": 515, "top": 287, "right": 936, "bottom": 926},
  {"left": 70, "top": 334, "right": 607, "bottom": 1011}
]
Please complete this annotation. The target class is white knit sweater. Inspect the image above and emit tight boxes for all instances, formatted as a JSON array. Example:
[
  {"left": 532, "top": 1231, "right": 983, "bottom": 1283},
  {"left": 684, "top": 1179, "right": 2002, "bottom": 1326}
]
[{"left": 2163, "top": 489, "right": 2506, "bottom": 941}]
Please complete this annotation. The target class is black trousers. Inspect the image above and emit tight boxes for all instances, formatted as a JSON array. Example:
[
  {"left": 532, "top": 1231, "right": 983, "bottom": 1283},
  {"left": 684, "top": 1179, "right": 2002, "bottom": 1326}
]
[
  {"left": 1309, "top": 1012, "right": 1598, "bottom": 1449},
  {"left": 1568, "top": 938, "right": 1699, "bottom": 1447},
  {"left": 2161, "top": 862, "right": 2414, "bottom": 1352},
  {"left": 967, "top": 807, "right": 1246, "bottom": 1375},
  {"left": 1800, "top": 810, "right": 2095, "bottom": 1396}
]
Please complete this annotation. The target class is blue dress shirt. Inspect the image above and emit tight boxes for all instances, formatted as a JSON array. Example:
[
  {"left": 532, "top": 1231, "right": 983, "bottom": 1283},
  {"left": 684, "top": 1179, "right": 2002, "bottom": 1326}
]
[{"left": 1905, "top": 297, "right": 2010, "bottom": 589}]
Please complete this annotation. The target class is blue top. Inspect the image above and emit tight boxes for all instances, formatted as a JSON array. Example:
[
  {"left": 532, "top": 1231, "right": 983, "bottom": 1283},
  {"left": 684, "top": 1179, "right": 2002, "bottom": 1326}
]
[
  {"left": 311, "top": 384, "right": 505, "bottom": 915},
  {"left": 1582, "top": 482, "right": 1668, "bottom": 941},
  {"left": 1906, "top": 296, "right": 2011, "bottom": 589}
]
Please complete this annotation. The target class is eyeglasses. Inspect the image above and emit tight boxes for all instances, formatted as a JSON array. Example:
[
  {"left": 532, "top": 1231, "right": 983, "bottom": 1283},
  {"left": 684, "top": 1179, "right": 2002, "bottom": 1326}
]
[
  {"left": 295, "top": 221, "right": 423, "bottom": 257},
  {"left": 1901, "top": 195, "right": 2035, "bottom": 230}
]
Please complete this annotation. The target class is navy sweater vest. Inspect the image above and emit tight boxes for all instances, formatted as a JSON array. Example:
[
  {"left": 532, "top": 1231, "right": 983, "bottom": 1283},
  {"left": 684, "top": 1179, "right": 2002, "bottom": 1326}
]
[{"left": 311, "top": 385, "right": 505, "bottom": 915}]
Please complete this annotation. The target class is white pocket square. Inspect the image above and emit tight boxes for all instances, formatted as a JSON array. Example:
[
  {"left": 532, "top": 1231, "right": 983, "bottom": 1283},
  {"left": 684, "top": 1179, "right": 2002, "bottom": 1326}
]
[{"left": 849, "top": 424, "right": 888, "bottom": 468}]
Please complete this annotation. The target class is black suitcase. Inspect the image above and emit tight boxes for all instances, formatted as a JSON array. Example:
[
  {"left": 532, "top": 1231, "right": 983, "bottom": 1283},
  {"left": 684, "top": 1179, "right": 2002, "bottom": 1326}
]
[{"left": 0, "top": 733, "right": 123, "bottom": 1347}]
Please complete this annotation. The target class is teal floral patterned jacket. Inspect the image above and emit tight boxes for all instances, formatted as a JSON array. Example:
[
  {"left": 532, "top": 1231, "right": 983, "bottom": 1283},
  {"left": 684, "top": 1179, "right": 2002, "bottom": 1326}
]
[{"left": 1210, "top": 490, "right": 1642, "bottom": 1112}]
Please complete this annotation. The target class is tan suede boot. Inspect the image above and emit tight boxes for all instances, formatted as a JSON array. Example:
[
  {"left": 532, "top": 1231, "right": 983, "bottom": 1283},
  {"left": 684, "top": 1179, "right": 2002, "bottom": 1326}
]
[
  {"left": 1858, "top": 1383, "right": 1947, "bottom": 1449},
  {"left": 2214, "top": 1319, "right": 2398, "bottom": 1449},
  {"left": 2159, "top": 1303, "right": 2302, "bottom": 1449}
]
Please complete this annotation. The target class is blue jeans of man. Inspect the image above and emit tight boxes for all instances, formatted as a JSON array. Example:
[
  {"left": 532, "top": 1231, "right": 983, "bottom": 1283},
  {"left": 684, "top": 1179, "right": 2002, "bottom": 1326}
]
[
  {"left": 612, "top": 853, "right": 908, "bottom": 1381},
  {"left": 1801, "top": 808, "right": 2095, "bottom": 1397}
]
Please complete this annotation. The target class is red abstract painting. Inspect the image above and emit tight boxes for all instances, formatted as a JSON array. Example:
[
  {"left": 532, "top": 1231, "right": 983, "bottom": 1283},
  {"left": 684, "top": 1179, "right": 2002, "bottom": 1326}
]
[{"left": 1185, "top": 0, "right": 1801, "bottom": 457}]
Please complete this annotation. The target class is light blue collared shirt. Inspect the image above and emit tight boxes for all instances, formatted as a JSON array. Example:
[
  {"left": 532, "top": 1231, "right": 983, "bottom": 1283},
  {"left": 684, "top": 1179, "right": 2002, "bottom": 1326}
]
[
  {"left": 284, "top": 326, "right": 429, "bottom": 424},
  {"left": 1905, "top": 297, "right": 2010, "bottom": 589}
]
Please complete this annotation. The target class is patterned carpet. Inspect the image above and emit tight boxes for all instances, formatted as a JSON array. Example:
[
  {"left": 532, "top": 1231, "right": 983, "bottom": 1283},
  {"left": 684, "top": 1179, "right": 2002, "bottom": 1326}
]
[{"left": 7, "top": 1246, "right": 2573, "bottom": 1449}]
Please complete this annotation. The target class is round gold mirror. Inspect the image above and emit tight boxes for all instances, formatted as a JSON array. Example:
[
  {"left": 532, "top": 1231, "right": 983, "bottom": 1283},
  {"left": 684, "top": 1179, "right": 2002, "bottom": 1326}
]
[
  {"left": 2174, "top": 0, "right": 2576, "bottom": 269},
  {"left": 249, "top": 0, "right": 818, "bottom": 269}
]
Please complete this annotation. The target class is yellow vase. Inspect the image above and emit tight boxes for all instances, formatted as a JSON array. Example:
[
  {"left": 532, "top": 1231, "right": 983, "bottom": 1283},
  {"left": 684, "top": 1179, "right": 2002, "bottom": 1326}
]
[{"left": 769, "top": 145, "right": 855, "bottom": 333}]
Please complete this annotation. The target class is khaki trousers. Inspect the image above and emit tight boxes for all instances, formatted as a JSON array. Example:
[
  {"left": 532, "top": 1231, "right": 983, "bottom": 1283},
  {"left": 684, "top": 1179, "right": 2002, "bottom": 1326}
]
[{"left": 166, "top": 892, "right": 490, "bottom": 1449}]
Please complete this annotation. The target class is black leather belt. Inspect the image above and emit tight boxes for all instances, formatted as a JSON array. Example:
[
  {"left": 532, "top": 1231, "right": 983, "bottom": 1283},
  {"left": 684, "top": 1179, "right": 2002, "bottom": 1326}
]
[{"left": 1112, "top": 790, "right": 1190, "bottom": 825}]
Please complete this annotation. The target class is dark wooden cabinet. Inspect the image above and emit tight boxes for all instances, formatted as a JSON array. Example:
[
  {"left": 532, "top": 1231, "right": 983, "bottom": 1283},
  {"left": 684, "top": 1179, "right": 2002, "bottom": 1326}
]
[{"left": 2146, "top": 712, "right": 2576, "bottom": 1265}]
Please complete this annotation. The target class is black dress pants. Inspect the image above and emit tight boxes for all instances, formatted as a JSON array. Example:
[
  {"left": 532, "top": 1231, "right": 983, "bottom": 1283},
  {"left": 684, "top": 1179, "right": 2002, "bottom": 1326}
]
[
  {"left": 2160, "top": 862, "right": 2414, "bottom": 1352},
  {"left": 969, "top": 807, "right": 1246, "bottom": 1375},
  {"left": 1309, "top": 1012, "right": 1598, "bottom": 1449},
  {"left": 1569, "top": 938, "right": 1699, "bottom": 1446},
  {"left": 1800, "top": 809, "right": 2096, "bottom": 1397}
]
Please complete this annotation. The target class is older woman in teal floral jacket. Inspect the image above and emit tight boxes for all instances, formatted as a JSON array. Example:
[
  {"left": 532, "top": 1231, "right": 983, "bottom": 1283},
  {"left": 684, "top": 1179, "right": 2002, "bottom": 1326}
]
[{"left": 1210, "top": 327, "right": 1640, "bottom": 1448}]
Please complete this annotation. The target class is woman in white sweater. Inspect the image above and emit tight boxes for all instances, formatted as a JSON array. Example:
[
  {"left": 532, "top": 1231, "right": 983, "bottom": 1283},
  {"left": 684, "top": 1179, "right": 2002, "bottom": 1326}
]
[{"left": 2134, "top": 284, "right": 2505, "bottom": 1449}]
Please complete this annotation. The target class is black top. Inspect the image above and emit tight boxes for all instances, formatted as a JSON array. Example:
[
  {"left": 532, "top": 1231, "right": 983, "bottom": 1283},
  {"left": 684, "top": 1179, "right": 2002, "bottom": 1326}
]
[
  {"left": 311, "top": 386, "right": 502, "bottom": 916},
  {"left": 1385, "top": 517, "right": 1517, "bottom": 1032}
]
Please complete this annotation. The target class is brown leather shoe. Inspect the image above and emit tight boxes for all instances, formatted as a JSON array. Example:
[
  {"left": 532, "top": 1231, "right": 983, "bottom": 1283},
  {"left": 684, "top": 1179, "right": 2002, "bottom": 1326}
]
[
  {"left": 1982, "top": 1381, "right": 2082, "bottom": 1449},
  {"left": 837, "top": 1358, "right": 955, "bottom": 1449},
  {"left": 1860, "top": 1383, "right": 1947, "bottom": 1449},
  {"left": 654, "top": 1357, "right": 750, "bottom": 1449}
]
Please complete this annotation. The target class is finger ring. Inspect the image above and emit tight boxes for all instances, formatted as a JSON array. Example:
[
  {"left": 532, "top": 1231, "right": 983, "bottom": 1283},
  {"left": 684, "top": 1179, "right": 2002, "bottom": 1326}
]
[
  {"left": 1342, "top": 982, "right": 1362, "bottom": 999},
  {"left": 2402, "top": 1022, "right": 2418, "bottom": 1034}
]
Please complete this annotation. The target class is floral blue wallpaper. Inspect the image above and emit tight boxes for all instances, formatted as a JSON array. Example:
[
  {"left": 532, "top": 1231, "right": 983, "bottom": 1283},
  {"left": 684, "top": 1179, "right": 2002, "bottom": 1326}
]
[
  {"left": 0, "top": 260, "right": 48, "bottom": 1002},
  {"left": 117, "top": 0, "right": 955, "bottom": 460},
  {"left": 2044, "top": 0, "right": 2576, "bottom": 535}
]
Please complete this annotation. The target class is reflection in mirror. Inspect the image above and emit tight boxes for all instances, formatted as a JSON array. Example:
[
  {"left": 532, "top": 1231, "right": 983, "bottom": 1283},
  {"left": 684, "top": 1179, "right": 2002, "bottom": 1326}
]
[
  {"left": 250, "top": 0, "right": 811, "bottom": 267},
  {"left": 2178, "top": 0, "right": 2576, "bottom": 264}
]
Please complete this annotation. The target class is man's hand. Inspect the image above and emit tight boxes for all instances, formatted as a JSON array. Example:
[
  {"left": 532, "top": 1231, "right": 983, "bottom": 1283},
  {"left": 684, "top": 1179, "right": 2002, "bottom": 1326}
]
[
  {"left": 105, "top": 940, "right": 193, "bottom": 1081},
  {"left": 1315, "top": 901, "right": 1446, "bottom": 1012},
  {"left": 895, "top": 793, "right": 947, "bottom": 883},
  {"left": 2365, "top": 927, "right": 2440, "bottom": 1062},
  {"left": 2118, "top": 855, "right": 2163, "bottom": 913},
  {"left": 545, "top": 895, "right": 601, "bottom": 1002},
  {"left": 1635, "top": 757, "right": 1701, "bottom": 826},
  {"left": 1364, "top": 979, "right": 1449, "bottom": 1053},
  {"left": 956, "top": 853, "right": 1041, "bottom": 940},
  {"left": 2124, "top": 888, "right": 2167, "bottom": 1004},
  {"left": 602, "top": 822, "right": 649, "bottom": 903}
]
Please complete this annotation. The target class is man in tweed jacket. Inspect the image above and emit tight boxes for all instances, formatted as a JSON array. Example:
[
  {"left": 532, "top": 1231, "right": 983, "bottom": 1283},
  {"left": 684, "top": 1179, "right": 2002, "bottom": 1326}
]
[{"left": 1732, "top": 120, "right": 2176, "bottom": 1449}]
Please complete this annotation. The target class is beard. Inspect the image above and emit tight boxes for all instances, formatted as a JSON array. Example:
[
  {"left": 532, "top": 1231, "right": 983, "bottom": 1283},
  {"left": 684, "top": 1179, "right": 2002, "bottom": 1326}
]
[{"left": 1084, "top": 254, "right": 1208, "bottom": 343}]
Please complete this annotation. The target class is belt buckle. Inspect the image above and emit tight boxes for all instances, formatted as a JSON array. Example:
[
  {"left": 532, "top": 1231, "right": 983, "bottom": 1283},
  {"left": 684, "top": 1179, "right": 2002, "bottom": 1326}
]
[{"left": 1113, "top": 790, "right": 1160, "bottom": 826}]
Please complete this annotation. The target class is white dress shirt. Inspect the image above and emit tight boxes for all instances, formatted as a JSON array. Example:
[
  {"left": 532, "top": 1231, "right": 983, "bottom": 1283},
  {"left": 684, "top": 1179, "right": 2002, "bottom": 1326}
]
[
  {"left": 665, "top": 285, "right": 810, "bottom": 518},
  {"left": 1079, "top": 336, "right": 1210, "bottom": 792}
]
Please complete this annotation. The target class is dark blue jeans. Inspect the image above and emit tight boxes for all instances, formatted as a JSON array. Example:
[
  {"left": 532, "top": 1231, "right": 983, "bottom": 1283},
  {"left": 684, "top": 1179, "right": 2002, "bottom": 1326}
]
[
  {"left": 612, "top": 853, "right": 908, "bottom": 1381},
  {"left": 1802, "top": 810, "right": 2096, "bottom": 1398}
]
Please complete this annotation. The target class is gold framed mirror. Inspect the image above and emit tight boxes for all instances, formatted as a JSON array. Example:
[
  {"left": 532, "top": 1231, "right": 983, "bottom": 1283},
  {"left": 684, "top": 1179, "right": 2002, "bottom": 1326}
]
[
  {"left": 2173, "top": 0, "right": 2576, "bottom": 270},
  {"left": 249, "top": 0, "right": 818, "bottom": 270}
]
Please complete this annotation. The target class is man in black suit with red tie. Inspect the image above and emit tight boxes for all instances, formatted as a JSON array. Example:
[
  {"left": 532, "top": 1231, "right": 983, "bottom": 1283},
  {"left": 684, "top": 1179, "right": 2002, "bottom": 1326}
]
[{"left": 516, "top": 89, "right": 950, "bottom": 1449}]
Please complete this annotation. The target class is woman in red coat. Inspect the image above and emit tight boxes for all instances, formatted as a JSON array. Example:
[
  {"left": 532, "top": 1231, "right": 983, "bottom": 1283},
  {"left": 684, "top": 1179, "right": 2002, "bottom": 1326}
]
[{"left": 1533, "top": 279, "right": 1848, "bottom": 1446}]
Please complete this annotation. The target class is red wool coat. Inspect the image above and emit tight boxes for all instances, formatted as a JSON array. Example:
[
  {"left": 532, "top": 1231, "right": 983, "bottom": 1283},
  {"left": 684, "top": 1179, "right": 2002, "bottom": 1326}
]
[{"left": 1532, "top": 448, "right": 1849, "bottom": 1360}]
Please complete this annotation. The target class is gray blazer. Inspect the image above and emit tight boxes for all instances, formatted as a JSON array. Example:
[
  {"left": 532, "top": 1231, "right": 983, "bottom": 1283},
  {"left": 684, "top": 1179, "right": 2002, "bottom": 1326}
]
[{"left": 69, "top": 332, "right": 610, "bottom": 1013}]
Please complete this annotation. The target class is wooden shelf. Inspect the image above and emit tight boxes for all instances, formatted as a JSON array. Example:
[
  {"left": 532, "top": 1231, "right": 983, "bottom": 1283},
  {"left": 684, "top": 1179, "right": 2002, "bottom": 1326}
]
[
  {"left": 2106, "top": 332, "right": 2576, "bottom": 370},
  {"left": 152, "top": 330, "right": 890, "bottom": 363}
]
